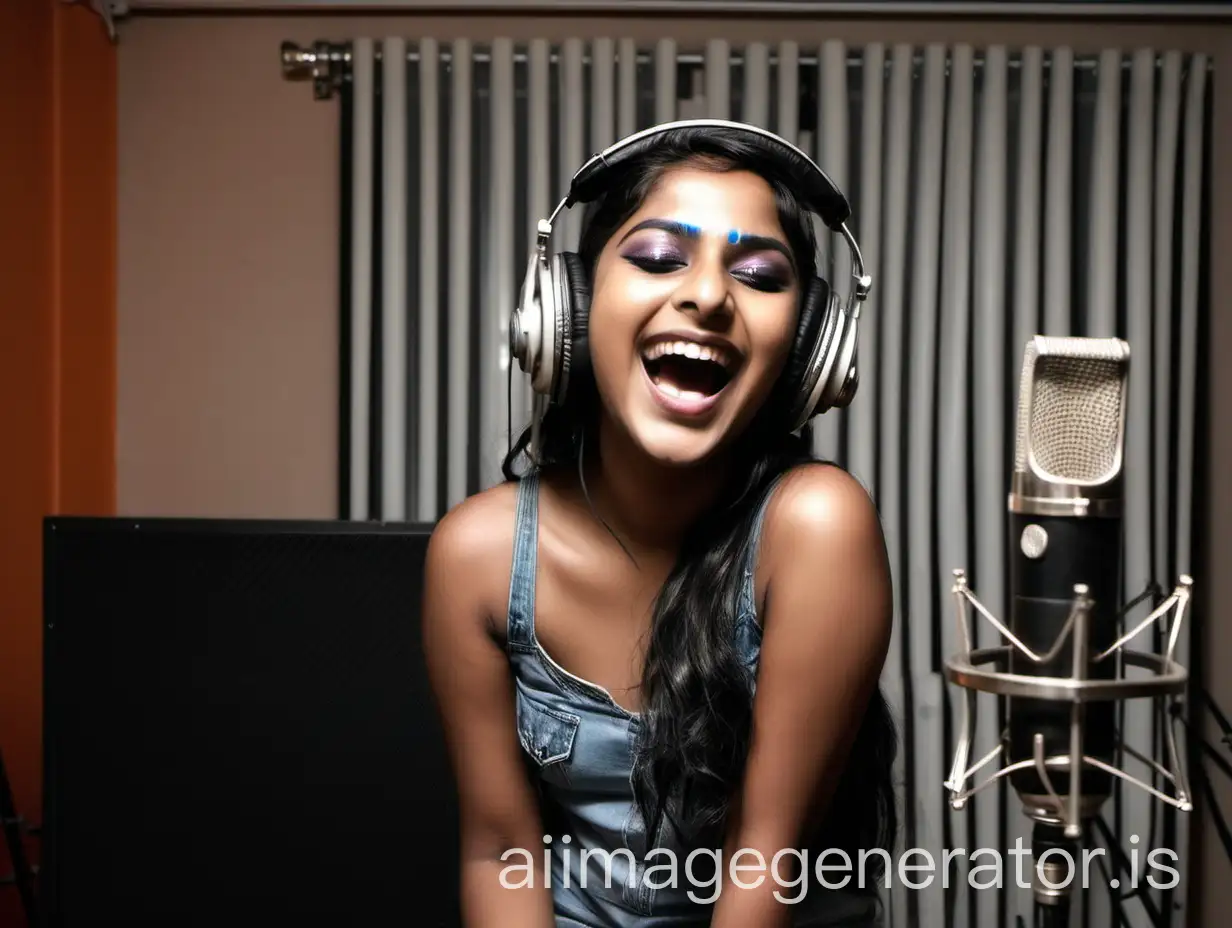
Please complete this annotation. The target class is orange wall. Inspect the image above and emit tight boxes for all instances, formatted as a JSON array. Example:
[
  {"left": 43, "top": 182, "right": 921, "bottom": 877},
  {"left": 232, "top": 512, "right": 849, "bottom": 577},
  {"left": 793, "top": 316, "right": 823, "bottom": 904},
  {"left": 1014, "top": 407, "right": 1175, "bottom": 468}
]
[{"left": 0, "top": 0, "right": 116, "bottom": 915}]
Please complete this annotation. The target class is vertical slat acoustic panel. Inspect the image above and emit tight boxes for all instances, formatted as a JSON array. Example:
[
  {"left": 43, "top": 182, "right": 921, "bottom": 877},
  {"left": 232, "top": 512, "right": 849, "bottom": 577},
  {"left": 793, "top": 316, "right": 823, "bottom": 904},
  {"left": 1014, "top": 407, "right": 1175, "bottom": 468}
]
[
  {"left": 812, "top": 39, "right": 847, "bottom": 465},
  {"left": 1153, "top": 51, "right": 1185, "bottom": 923},
  {"left": 337, "top": 51, "right": 354, "bottom": 519},
  {"left": 1154, "top": 51, "right": 1183, "bottom": 597},
  {"left": 415, "top": 38, "right": 440, "bottom": 523},
  {"left": 1087, "top": 49, "right": 1121, "bottom": 338},
  {"left": 846, "top": 42, "right": 881, "bottom": 498},
  {"left": 1175, "top": 52, "right": 1207, "bottom": 836},
  {"left": 446, "top": 40, "right": 472, "bottom": 512},
  {"left": 1083, "top": 48, "right": 1122, "bottom": 928},
  {"left": 705, "top": 39, "right": 730, "bottom": 118},
  {"left": 1043, "top": 48, "right": 1074, "bottom": 336},
  {"left": 618, "top": 38, "right": 637, "bottom": 138},
  {"left": 1122, "top": 51, "right": 1156, "bottom": 928},
  {"left": 382, "top": 37, "right": 408, "bottom": 522},
  {"left": 655, "top": 39, "right": 676, "bottom": 125},
  {"left": 1173, "top": 89, "right": 1207, "bottom": 928},
  {"left": 775, "top": 41, "right": 798, "bottom": 143},
  {"left": 937, "top": 43, "right": 973, "bottom": 928},
  {"left": 592, "top": 38, "right": 615, "bottom": 151},
  {"left": 850, "top": 43, "right": 899, "bottom": 928},
  {"left": 743, "top": 42, "right": 769, "bottom": 129},
  {"left": 1012, "top": 47, "right": 1043, "bottom": 358},
  {"left": 560, "top": 39, "right": 585, "bottom": 253},
  {"left": 905, "top": 43, "right": 946, "bottom": 928},
  {"left": 877, "top": 41, "right": 913, "bottom": 928},
  {"left": 481, "top": 38, "right": 514, "bottom": 492},
  {"left": 821, "top": 39, "right": 850, "bottom": 320},
  {"left": 349, "top": 38, "right": 374, "bottom": 521},
  {"left": 801, "top": 48, "right": 821, "bottom": 294},
  {"left": 970, "top": 45, "right": 1020, "bottom": 928},
  {"left": 525, "top": 39, "right": 550, "bottom": 440}
]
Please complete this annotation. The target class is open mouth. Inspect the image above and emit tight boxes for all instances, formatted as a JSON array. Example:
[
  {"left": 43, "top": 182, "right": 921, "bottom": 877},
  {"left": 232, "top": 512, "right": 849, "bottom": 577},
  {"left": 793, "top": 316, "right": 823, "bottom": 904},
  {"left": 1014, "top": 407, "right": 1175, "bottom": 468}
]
[{"left": 641, "top": 338, "right": 738, "bottom": 404}]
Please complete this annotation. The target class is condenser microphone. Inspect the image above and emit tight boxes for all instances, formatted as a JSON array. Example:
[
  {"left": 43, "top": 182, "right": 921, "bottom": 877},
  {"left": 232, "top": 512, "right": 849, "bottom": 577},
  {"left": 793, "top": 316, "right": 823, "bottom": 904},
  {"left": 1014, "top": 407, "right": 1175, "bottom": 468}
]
[
  {"left": 1005, "top": 335, "right": 1129, "bottom": 826},
  {"left": 944, "top": 335, "right": 1193, "bottom": 925}
]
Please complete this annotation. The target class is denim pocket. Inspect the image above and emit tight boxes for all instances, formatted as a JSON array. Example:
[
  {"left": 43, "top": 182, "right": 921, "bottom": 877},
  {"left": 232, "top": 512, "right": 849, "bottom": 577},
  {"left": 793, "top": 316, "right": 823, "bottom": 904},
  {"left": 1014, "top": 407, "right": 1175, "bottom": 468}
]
[{"left": 515, "top": 681, "right": 581, "bottom": 767}]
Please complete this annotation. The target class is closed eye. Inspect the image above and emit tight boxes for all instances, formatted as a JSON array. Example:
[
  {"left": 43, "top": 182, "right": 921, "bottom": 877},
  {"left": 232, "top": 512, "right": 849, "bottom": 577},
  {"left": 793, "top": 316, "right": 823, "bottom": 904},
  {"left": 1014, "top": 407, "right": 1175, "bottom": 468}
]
[
  {"left": 731, "top": 258, "right": 794, "bottom": 293},
  {"left": 618, "top": 226, "right": 795, "bottom": 292},
  {"left": 732, "top": 271, "right": 791, "bottom": 293},
  {"left": 626, "top": 257, "right": 792, "bottom": 292},
  {"left": 625, "top": 255, "right": 686, "bottom": 274}
]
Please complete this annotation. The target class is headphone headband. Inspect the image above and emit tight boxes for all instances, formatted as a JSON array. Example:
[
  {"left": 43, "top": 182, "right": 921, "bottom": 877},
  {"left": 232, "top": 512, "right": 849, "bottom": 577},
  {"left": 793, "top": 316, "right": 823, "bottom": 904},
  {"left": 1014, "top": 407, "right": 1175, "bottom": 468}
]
[
  {"left": 550, "top": 118, "right": 851, "bottom": 231},
  {"left": 538, "top": 119, "right": 870, "bottom": 303}
]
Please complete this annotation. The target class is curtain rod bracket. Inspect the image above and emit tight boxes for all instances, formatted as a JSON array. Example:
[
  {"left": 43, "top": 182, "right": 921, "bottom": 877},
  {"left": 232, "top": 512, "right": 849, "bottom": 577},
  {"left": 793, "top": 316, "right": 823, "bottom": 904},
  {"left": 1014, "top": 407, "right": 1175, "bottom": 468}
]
[
  {"left": 64, "top": 0, "right": 127, "bottom": 42},
  {"left": 282, "top": 40, "right": 347, "bottom": 100}
]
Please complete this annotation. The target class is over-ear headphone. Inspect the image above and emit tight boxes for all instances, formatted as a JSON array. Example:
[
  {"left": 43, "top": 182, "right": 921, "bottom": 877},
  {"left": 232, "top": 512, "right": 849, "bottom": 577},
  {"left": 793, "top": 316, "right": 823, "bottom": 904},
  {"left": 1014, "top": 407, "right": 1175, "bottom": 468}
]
[{"left": 509, "top": 118, "right": 871, "bottom": 454}]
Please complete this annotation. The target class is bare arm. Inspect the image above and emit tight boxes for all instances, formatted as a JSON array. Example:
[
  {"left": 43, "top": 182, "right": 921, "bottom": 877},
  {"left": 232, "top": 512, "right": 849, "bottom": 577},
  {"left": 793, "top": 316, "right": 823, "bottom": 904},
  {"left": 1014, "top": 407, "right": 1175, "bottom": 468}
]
[
  {"left": 421, "top": 491, "right": 556, "bottom": 927},
  {"left": 710, "top": 465, "right": 893, "bottom": 927}
]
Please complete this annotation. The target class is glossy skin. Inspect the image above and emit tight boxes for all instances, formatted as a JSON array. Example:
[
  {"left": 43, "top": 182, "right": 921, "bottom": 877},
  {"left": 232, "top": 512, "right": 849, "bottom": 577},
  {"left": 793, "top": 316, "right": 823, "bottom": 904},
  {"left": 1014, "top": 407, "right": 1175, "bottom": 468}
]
[
  {"left": 588, "top": 167, "right": 800, "bottom": 470},
  {"left": 422, "top": 165, "right": 893, "bottom": 927}
]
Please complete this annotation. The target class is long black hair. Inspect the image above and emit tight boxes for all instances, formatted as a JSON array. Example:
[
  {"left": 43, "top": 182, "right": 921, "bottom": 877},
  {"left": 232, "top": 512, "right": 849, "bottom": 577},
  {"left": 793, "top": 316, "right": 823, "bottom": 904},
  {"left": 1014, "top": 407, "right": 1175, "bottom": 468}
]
[{"left": 501, "top": 126, "right": 898, "bottom": 874}]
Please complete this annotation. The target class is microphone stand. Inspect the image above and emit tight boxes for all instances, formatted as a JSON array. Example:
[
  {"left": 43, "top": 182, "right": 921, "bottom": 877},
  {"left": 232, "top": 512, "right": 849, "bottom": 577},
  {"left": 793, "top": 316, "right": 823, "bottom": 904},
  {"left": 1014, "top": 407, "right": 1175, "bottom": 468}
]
[
  {"left": 1030, "top": 819, "right": 1079, "bottom": 928},
  {"left": 945, "top": 572, "right": 1194, "bottom": 928}
]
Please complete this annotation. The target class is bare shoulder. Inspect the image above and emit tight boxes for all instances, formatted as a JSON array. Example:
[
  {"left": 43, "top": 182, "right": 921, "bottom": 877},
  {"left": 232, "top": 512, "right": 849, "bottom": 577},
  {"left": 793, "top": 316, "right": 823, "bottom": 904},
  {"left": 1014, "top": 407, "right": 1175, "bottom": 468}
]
[
  {"left": 758, "top": 463, "right": 891, "bottom": 635},
  {"left": 763, "top": 462, "right": 884, "bottom": 550},
  {"left": 424, "top": 479, "right": 521, "bottom": 635},
  {"left": 428, "top": 479, "right": 520, "bottom": 566}
]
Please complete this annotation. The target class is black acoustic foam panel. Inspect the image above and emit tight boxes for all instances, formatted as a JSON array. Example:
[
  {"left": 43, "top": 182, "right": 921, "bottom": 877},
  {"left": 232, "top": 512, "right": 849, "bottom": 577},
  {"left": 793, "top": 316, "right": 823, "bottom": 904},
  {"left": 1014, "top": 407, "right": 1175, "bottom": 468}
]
[{"left": 41, "top": 517, "right": 458, "bottom": 926}]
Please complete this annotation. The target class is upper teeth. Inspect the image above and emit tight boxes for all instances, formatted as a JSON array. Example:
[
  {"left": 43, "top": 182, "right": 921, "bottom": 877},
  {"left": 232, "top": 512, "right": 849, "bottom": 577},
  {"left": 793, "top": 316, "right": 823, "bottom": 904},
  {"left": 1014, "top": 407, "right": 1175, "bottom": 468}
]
[{"left": 643, "top": 340, "right": 733, "bottom": 369}]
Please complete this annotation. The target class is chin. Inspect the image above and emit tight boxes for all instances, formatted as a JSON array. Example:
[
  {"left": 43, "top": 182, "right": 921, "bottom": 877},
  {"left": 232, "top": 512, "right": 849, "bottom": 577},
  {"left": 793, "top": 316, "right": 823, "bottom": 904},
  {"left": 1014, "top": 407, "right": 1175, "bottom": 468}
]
[{"left": 625, "top": 419, "right": 731, "bottom": 469}]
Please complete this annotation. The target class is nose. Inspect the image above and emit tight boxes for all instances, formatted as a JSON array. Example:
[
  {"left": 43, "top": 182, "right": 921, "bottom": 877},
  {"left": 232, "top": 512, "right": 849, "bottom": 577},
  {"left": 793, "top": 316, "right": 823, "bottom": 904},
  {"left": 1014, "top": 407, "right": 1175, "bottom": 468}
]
[{"left": 669, "top": 256, "right": 732, "bottom": 322}]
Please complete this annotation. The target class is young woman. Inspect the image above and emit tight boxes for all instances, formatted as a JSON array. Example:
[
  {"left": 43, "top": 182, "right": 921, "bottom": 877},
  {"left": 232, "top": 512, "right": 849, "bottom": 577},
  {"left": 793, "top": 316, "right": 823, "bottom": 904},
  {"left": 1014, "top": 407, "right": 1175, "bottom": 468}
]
[{"left": 423, "top": 122, "right": 898, "bottom": 927}]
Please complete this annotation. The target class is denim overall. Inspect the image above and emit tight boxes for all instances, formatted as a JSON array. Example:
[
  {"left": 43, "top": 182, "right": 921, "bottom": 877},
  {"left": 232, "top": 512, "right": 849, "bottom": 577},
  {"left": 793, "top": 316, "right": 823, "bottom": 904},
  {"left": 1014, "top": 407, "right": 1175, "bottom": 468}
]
[{"left": 505, "top": 472, "right": 884, "bottom": 927}]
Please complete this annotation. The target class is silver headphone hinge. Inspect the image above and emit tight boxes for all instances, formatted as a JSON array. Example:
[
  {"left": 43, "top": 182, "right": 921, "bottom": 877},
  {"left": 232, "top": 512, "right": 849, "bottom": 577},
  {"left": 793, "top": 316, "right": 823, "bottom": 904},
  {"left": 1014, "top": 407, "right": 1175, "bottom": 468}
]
[
  {"left": 535, "top": 218, "right": 553, "bottom": 254},
  {"left": 839, "top": 223, "right": 873, "bottom": 308},
  {"left": 851, "top": 274, "right": 873, "bottom": 318}
]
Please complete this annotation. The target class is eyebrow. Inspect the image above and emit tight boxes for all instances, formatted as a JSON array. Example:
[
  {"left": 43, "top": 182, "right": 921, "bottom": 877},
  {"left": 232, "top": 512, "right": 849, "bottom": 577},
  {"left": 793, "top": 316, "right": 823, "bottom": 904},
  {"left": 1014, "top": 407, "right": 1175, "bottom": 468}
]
[{"left": 618, "top": 218, "right": 796, "bottom": 269}]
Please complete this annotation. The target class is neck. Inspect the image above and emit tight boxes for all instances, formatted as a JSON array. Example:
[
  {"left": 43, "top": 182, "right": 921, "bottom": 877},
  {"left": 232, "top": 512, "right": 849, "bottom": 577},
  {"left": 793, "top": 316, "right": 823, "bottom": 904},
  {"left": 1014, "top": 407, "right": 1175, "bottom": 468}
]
[{"left": 580, "top": 414, "right": 733, "bottom": 553}]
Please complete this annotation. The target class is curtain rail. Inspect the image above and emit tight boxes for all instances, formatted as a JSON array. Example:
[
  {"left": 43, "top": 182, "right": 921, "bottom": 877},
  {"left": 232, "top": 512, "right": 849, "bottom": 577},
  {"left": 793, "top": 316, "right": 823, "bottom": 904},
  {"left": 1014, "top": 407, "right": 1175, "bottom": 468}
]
[
  {"left": 130, "top": 0, "right": 1232, "bottom": 14},
  {"left": 281, "top": 39, "right": 1212, "bottom": 99}
]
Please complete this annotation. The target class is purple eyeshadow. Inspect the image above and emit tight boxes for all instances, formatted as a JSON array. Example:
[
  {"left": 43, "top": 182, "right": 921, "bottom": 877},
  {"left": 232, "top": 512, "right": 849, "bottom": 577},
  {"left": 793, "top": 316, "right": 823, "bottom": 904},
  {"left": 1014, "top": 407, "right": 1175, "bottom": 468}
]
[
  {"left": 621, "top": 237, "right": 683, "bottom": 263},
  {"left": 734, "top": 256, "right": 791, "bottom": 277},
  {"left": 620, "top": 229, "right": 793, "bottom": 287}
]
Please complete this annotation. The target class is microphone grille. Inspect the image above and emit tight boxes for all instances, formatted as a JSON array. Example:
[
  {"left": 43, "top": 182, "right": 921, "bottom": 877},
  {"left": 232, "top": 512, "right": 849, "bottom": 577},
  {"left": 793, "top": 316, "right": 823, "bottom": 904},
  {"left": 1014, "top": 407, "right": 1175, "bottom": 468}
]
[{"left": 1013, "top": 336, "right": 1129, "bottom": 485}]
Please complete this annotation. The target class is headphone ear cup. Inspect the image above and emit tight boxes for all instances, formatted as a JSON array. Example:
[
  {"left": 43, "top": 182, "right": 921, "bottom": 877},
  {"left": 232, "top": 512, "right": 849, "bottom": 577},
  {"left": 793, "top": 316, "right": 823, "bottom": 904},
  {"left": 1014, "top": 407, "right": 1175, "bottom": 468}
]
[
  {"left": 552, "top": 252, "right": 592, "bottom": 407},
  {"left": 793, "top": 283, "right": 861, "bottom": 430},
  {"left": 544, "top": 253, "right": 571, "bottom": 404},
  {"left": 526, "top": 255, "right": 557, "bottom": 396},
  {"left": 780, "top": 276, "right": 831, "bottom": 426}
]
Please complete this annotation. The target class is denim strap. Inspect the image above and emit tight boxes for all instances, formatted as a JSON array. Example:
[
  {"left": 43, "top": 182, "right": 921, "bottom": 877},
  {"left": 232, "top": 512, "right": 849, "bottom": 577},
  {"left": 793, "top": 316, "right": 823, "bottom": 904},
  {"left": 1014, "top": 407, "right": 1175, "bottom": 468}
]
[
  {"left": 738, "top": 472, "right": 787, "bottom": 618},
  {"left": 505, "top": 472, "right": 540, "bottom": 649}
]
